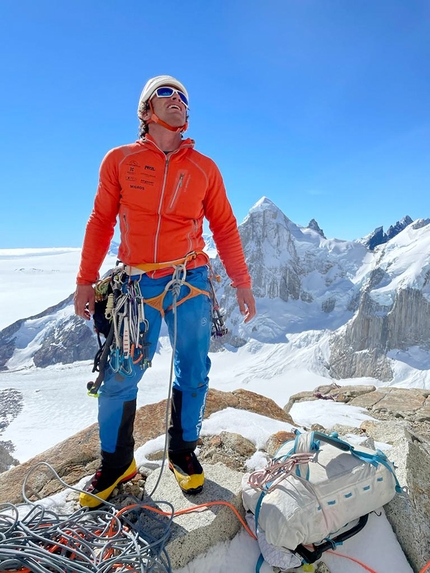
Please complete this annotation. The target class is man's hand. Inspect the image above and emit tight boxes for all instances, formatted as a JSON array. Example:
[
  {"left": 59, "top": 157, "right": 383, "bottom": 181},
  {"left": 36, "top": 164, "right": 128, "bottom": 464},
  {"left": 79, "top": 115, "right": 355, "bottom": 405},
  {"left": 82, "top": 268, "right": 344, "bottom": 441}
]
[
  {"left": 74, "top": 284, "right": 95, "bottom": 320},
  {"left": 236, "top": 287, "right": 256, "bottom": 323}
]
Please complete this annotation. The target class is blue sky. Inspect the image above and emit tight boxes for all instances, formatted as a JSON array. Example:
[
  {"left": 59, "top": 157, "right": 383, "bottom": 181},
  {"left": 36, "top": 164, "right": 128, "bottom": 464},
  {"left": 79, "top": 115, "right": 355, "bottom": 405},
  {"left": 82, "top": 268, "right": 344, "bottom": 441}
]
[{"left": 1, "top": 0, "right": 429, "bottom": 248}]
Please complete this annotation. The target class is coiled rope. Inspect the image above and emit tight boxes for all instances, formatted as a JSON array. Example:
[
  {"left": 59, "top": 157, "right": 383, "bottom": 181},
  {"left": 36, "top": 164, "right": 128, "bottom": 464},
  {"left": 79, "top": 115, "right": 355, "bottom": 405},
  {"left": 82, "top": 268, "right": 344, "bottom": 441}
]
[
  {"left": 0, "top": 502, "right": 173, "bottom": 573},
  {"left": 0, "top": 462, "right": 173, "bottom": 573},
  {"left": 0, "top": 459, "right": 257, "bottom": 573}
]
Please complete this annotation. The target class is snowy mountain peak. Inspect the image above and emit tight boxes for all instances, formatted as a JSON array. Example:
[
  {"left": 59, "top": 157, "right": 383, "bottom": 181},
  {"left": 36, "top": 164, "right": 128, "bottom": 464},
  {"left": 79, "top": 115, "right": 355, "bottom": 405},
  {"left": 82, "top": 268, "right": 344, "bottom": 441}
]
[{"left": 248, "top": 196, "right": 286, "bottom": 217}]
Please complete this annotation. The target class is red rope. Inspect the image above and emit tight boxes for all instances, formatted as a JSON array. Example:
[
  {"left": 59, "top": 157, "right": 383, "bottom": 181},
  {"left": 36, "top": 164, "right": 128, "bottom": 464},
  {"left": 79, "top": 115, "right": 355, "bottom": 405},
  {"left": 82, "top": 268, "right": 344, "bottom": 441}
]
[
  {"left": 419, "top": 561, "right": 430, "bottom": 573},
  {"left": 326, "top": 549, "right": 379, "bottom": 573}
]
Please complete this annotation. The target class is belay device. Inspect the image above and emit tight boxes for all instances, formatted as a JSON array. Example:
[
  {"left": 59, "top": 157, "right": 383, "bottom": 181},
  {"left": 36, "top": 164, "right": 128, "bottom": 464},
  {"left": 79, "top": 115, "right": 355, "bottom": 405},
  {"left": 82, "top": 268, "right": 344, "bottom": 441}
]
[{"left": 242, "top": 429, "right": 402, "bottom": 571}]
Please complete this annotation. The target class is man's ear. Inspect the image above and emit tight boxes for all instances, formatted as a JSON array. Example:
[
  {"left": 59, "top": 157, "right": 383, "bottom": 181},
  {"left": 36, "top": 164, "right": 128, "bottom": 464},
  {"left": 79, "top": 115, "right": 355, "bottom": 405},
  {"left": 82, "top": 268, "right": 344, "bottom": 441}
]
[
  {"left": 138, "top": 102, "right": 152, "bottom": 121},
  {"left": 140, "top": 109, "right": 151, "bottom": 121}
]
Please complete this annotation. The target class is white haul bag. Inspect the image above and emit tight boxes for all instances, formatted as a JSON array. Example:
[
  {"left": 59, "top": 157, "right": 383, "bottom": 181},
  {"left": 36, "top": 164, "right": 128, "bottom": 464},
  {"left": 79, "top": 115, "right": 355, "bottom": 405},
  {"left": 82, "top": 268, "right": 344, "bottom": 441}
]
[{"left": 242, "top": 430, "right": 401, "bottom": 564}]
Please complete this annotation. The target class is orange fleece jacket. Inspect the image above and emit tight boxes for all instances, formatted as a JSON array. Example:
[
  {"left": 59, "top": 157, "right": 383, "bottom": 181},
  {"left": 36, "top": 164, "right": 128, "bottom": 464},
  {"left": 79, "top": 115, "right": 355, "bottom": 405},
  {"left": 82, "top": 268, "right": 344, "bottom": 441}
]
[{"left": 77, "top": 135, "right": 251, "bottom": 288}]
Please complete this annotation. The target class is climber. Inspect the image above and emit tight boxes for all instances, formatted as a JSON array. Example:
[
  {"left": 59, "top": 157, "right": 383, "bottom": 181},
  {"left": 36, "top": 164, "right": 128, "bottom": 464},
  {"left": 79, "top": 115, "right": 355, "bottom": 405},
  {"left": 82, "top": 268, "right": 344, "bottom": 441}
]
[{"left": 74, "top": 75, "right": 256, "bottom": 507}]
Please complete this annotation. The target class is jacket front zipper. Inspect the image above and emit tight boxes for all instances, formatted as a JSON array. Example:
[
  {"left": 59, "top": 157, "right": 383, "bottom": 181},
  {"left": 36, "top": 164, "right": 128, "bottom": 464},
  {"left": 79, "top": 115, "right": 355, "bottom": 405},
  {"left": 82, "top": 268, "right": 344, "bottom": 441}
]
[
  {"left": 153, "top": 146, "right": 183, "bottom": 263},
  {"left": 153, "top": 157, "right": 170, "bottom": 262}
]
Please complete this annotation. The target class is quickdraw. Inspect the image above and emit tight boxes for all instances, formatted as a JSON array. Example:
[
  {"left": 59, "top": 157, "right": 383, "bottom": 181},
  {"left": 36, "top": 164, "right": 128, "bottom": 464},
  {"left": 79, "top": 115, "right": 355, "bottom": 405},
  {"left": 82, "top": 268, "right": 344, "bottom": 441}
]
[
  {"left": 207, "top": 271, "right": 228, "bottom": 338},
  {"left": 87, "top": 251, "right": 228, "bottom": 396},
  {"left": 87, "top": 266, "right": 151, "bottom": 394}
]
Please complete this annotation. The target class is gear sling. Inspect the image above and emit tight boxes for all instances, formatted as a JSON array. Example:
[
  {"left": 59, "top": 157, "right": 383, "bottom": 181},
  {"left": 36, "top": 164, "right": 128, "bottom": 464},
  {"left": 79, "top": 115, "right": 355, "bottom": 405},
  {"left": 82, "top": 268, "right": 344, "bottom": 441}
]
[{"left": 89, "top": 251, "right": 226, "bottom": 470}]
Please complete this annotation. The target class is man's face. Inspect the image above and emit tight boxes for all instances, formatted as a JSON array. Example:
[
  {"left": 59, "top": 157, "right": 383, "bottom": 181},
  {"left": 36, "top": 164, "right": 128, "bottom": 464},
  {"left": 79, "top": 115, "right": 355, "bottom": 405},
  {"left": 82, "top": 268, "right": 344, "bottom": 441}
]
[{"left": 149, "top": 87, "right": 187, "bottom": 127}]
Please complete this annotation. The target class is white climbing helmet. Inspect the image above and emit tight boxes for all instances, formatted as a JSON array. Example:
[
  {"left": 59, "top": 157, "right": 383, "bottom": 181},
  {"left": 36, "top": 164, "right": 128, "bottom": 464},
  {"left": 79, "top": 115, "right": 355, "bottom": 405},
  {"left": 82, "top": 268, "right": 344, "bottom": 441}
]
[{"left": 137, "top": 75, "right": 189, "bottom": 119}]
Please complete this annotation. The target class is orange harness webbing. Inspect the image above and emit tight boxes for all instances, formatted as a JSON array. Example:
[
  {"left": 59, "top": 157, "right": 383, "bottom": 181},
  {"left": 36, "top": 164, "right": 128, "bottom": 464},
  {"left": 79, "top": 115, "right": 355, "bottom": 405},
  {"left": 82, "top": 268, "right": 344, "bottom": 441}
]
[
  {"left": 136, "top": 251, "right": 212, "bottom": 317},
  {"left": 133, "top": 251, "right": 204, "bottom": 273},
  {"left": 144, "top": 283, "right": 211, "bottom": 317}
]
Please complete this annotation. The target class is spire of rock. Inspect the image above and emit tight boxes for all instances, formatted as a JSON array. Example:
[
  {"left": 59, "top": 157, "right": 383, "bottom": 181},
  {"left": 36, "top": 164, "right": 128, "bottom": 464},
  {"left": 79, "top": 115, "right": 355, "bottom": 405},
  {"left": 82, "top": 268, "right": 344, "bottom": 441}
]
[
  {"left": 307, "top": 219, "right": 326, "bottom": 238},
  {"left": 363, "top": 216, "right": 413, "bottom": 250},
  {"left": 386, "top": 216, "right": 413, "bottom": 240}
]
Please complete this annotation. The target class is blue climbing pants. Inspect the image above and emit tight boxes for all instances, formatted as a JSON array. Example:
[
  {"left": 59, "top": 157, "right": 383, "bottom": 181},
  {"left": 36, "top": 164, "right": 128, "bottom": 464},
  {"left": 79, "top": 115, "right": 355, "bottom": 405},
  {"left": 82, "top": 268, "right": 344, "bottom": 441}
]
[{"left": 97, "top": 266, "right": 212, "bottom": 468}]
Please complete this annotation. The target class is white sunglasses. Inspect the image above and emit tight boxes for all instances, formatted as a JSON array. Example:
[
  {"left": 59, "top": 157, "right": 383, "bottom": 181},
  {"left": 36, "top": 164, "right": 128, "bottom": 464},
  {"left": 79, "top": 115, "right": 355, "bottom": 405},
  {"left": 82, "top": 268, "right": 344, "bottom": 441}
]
[{"left": 151, "top": 86, "right": 189, "bottom": 108}]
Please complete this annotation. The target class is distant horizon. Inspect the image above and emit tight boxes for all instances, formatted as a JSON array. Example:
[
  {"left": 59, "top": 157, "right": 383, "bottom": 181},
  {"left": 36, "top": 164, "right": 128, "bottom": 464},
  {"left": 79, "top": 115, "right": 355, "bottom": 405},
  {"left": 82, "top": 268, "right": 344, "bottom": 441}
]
[{"left": 0, "top": 194, "right": 420, "bottom": 249}]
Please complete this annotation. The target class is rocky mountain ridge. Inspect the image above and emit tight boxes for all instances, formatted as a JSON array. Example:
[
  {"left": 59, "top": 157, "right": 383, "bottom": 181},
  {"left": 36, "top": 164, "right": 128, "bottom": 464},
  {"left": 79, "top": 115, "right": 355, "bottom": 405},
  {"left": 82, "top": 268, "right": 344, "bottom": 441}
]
[
  {"left": 360, "top": 215, "right": 414, "bottom": 250},
  {"left": 0, "top": 294, "right": 97, "bottom": 370}
]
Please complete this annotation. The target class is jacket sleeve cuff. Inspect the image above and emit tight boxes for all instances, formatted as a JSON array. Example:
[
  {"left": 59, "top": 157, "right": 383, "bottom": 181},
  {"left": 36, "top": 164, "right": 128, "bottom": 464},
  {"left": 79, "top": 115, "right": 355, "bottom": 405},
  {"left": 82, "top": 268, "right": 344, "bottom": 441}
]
[
  {"left": 230, "top": 279, "right": 252, "bottom": 289},
  {"left": 76, "top": 277, "right": 97, "bottom": 286}
]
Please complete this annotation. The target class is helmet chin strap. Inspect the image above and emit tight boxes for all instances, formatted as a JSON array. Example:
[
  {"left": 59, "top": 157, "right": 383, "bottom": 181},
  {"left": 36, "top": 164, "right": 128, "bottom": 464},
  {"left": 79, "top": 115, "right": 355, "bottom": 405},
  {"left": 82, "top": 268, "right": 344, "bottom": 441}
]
[{"left": 146, "top": 101, "right": 188, "bottom": 133}]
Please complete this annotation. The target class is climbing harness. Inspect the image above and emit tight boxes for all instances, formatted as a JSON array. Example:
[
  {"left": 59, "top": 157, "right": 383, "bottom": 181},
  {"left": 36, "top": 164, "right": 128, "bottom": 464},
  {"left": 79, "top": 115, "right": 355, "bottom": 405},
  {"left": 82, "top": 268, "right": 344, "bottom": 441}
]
[
  {"left": 132, "top": 252, "right": 211, "bottom": 318},
  {"left": 87, "top": 251, "right": 227, "bottom": 397},
  {"left": 126, "top": 251, "right": 226, "bottom": 334}
]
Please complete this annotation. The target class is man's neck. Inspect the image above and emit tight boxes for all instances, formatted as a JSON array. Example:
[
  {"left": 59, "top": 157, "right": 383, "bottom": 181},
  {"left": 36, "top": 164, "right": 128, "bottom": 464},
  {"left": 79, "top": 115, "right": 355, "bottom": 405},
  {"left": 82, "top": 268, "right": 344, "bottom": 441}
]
[{"left": 147, "top": 124, "right": 182, "bottom": 153}]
